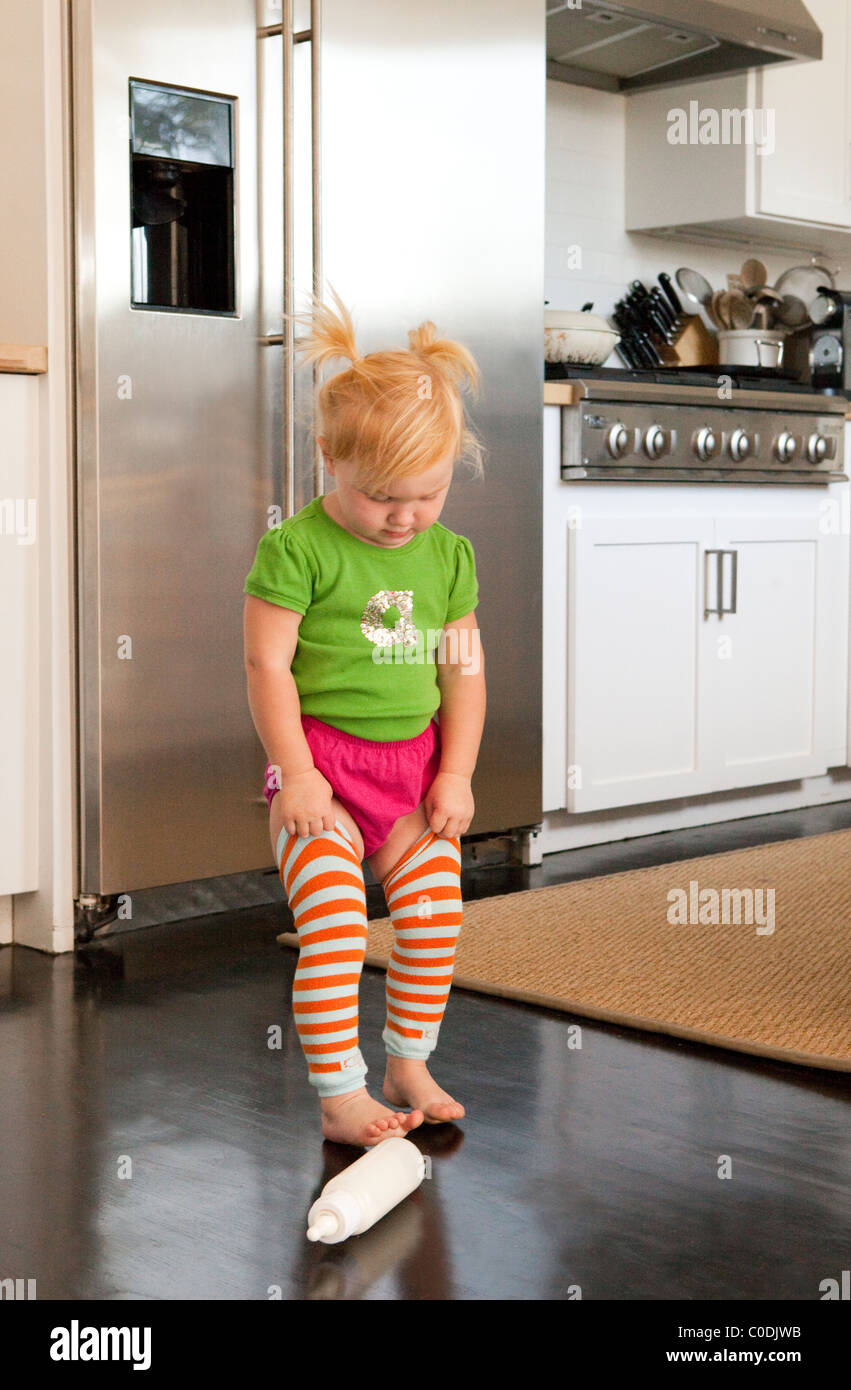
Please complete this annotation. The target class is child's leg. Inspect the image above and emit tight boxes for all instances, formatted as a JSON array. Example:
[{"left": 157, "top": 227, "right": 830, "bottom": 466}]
[
  {"left": 378, "top": 828, "right": 465, "bottom": 1121},
  {"left": 276, "top": 818, "right": 370, "bottom": 1097},
  {"left": 275, "top": 813, "right": 426, "bottom": 1144}
]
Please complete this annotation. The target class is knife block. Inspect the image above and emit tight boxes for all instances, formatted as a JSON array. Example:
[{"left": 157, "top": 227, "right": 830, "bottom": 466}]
[{"left": 670, "top": 314, "right": 719, "bottom": 367}]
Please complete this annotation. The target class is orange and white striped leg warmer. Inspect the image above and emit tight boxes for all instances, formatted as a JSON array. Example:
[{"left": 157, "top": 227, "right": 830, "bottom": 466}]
[
  {"left": 379, "top": 830, "right": 463, "bottom": 1060},
  {"left": 277, "top": 819, "right": 369, "bottom": 1099}
]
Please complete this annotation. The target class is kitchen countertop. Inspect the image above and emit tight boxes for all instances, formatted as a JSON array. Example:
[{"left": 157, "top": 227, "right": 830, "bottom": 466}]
[
  {"left": 0, "top": 345, "right": 47, "bottom": 373},
  {"left": 544, "top": 381, "right": 581, "bottom": 405}
]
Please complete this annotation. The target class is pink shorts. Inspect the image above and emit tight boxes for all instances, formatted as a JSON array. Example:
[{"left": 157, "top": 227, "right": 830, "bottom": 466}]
[{"left": 264, "top": 713, "right": 442, "bottom": 858}]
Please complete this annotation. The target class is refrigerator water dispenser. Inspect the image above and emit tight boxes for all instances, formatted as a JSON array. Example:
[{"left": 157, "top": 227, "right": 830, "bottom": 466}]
[{"left": 130, "top": 80, "right": 235, "bottom": 313}]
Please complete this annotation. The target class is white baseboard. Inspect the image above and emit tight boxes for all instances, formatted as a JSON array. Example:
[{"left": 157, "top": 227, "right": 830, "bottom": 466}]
[{"left": 541, "top": 768, "right": 851, "bottom": 855}]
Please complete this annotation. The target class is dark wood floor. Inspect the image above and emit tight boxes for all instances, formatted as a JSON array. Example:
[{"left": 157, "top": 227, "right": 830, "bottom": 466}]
[{"left": 1, "top": 800, "right": 849, "bottom": 1300}]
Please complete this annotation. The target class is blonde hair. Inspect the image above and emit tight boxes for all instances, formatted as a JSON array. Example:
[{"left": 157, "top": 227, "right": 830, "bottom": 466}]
[{"left": 291, "top": 285, "right": 485, "bottom": 493}]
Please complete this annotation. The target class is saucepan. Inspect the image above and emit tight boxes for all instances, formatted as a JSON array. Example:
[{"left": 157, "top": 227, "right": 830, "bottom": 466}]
[{"left": 717, "top": 329, "right": 785, "bottom": 369}]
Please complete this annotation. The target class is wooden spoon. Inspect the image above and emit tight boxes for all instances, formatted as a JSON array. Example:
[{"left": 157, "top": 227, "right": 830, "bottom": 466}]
[
  {"left": 726, "top": 290, "right": 754, "bottom": 329},
  {"left": 717, "top": 291, "right": 735, "bottom": 330},
  {"left": 709, "top": 289, "right": 728, "bottom": 330},
  {"left": 741, "top": 258, "right": 768, "bottom": 290}
]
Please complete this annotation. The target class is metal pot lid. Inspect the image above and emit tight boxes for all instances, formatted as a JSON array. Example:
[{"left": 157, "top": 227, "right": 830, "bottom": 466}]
[{"left": 773, "top": 263, "right": 836, "bottom": 324}]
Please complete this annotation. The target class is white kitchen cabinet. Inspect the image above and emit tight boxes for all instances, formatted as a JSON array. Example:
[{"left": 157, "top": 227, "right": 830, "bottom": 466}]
[
  {"left": 568, "top": 515, "right": 716, "bottom": 811},
  {"left": 756, "top": 0, "right": 851, "bottom": 228},
  {"left": 0, "top": 374, "right": 39, "bottom": 898},
  {"left": 706, "top": 515, "right": 837, "bottom": 788},
  {"left": 625, "top": 3, "right": 851, "bottom": 248},
  {"left": 565, "top": 496, "right": 847, "bottom": 814}
]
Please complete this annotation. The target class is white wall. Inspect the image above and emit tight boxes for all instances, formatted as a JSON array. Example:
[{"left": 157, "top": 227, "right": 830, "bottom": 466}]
[
  {"left": 545, "top": 78, "right": 829, "bottom": 333},
  {"left": 0, "top": 2, "right": 49, "bottom": 343}
]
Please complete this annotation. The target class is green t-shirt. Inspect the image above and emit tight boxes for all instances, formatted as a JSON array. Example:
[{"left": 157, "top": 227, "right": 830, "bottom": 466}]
[{"left": 243, "top": 495, "right": 479, "bottom": 740}]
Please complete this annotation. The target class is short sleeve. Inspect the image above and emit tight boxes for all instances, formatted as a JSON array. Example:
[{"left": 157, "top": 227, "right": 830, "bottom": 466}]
[
  {"left": 445, "top": 534, "right": 478, "bottom": 623},
  {"left": 243, "top": 526, "right": 314, "bottom": 613}
]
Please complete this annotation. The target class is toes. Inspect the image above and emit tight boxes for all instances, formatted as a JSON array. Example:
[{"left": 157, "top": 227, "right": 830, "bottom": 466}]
[{"left": 427, "top": 1101, "right": 463, "bottom": 1121}]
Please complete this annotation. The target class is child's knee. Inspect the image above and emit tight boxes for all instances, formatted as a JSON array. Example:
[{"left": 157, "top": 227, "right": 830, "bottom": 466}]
[{"left": 329, "top": 798, "right": 364, "bottom": 860}]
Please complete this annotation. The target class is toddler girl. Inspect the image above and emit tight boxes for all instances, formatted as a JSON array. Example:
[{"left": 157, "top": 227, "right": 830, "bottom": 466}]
[{"left": 243, "top": 290, "right": 486, "bottom": 1148}]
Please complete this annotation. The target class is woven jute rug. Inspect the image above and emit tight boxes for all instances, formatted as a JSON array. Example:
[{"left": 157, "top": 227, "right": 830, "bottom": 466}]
[{"left": 277, "top": 828, "right": 851, "bottom": 1072}]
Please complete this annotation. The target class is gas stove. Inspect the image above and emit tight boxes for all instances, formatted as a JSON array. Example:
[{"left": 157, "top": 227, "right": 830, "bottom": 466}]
[{"left": 546, "top": 365, "right": 848, "bottom": 484}]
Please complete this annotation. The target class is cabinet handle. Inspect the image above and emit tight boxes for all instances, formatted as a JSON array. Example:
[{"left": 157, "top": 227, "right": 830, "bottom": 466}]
[
  {"left": 704, "top": 549, "right": 723, "bottom": 618},
  {"left": 704, "top": 548, "right": 738, "bottom": 617},
  {"left": 724, "top": 549, "right": 738, "bottom": 614}
]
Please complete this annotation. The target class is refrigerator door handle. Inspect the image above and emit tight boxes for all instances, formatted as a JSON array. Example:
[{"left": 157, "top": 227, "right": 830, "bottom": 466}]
[
  {"left": 281, "top": 0, "right": 295, "bottom": 517},
  {"left": 258, "top": 4, "right": 322, "bottom": 511},
  {"left": 309, "top": 0, "right": 323, "bottom": 499}
]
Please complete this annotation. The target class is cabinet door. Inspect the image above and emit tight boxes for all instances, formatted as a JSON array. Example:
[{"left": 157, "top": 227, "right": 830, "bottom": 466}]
[
  {"left": 706, "top": 514, "right": 836, "bottom": 788},
  {"left": 0, "top": 376, "right": 39, "bottom": 896},
  {"left": 757, "top": 0, "right": 851, "bottom": 227},
  {"left": 567, "top": 515, "right": 716, "bottom": 812}
]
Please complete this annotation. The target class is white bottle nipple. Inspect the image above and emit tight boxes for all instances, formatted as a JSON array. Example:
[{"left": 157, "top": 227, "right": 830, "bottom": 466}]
[{"left": 307, "top": 1210, "right": 340, "bottom": 1242}]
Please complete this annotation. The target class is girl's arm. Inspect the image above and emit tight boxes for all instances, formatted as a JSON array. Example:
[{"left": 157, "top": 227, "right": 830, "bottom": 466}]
[
  {"left": 243, "top": 594, "right": 314, "bottom": 778},
  {"left": 428, "top": 613, "right": 485, "bottom": 838}
]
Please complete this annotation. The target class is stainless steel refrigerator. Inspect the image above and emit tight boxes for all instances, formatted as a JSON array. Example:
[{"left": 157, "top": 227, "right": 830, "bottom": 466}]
[{"left": 72, "top": 0, "right": 544, "bottom": 898}]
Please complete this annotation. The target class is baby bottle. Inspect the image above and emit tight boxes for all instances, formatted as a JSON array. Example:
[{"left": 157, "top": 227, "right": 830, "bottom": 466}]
[{"left": 306, "top": 1136, "right": 426, "bottom": 1244}]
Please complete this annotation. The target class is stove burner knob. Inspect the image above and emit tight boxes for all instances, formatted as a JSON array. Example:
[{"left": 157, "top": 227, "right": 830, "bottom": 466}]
[
  {"left": 729, "top": 428, "right": 754, "bottom": 462},
  {"left": 643, "top": 425, "right": 672, "bottom": 459},
  {"left": 606, "top": 423, "right": 632, "bottom": 459},
  {"left": 693, "top": 427, "right": 719, "bottom": 461},
  {"left": 775, "top": 431, "right": 797, "bottom": 462},
  {"left": 807, "top": 432, "right": 836, "bottom": 464}
]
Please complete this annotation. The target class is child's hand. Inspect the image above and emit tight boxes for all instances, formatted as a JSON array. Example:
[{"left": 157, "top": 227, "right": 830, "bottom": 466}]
[
  {"left": 278, "top": 767, "right": 336, "bottom": 839},
  {"left": 424, "top": 772, "right": 474, "bottom": 840}
]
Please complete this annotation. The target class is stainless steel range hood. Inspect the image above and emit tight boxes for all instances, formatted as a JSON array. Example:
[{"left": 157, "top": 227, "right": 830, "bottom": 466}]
[{"left": 546, "top": 0, "right": 822, "bottom": 93}]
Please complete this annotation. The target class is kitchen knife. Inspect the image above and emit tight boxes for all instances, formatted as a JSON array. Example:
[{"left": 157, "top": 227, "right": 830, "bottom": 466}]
[
  {"left": 658, "top": 272, "right": 684, "bottom": 317},
  {"left": 634, "top": 328, "right": 662, "bottom": 367},
  {"left": 650, "top": 286, "right": 676, "bottom": 332},
  {"left": 615, "top": 336, "right": 641, "bottom": 370},
  {"left": 631, "top": 292, "right": 673, "bottom": 345},
  {"left": 644, "top": 295, "right": 675, "bottom": 343}
]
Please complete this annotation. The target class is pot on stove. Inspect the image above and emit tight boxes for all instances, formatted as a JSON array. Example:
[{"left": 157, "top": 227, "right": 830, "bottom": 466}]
[{"left": 717, "top": 329, "right": 785, "bottom": 370}]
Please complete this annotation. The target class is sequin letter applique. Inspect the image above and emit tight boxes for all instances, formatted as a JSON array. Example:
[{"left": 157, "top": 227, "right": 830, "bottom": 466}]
[{"left": 360, "top": 590, "right": 418, "bottom": 648}]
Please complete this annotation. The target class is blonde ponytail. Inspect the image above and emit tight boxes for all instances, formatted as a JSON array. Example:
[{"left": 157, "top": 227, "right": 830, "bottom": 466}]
[
  {"left": 289, "top": 287, "right": 485, "bottom": 492},
  {"left": 290, "top": 283, "right": 364, "bottom": 370},
  {"left": 407, "top": 320, "right": 481, "bottom": 396}
]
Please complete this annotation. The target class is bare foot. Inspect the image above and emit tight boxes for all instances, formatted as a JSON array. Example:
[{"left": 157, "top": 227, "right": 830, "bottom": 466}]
[
  {"left": 383, "top": 1058, "right": 465, "bottom": 1125},
  {"left": 320, "top": 1087, "right": 424, "bottom": 1147}
]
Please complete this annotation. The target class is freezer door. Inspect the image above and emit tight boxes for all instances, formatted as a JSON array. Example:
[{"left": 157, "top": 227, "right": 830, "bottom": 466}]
[
  {"left": 316, "top": 0, "right": 545, "bottom": 834},
  {"left": 74, "top": 0, "right": 274, "bottom": 893}
]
